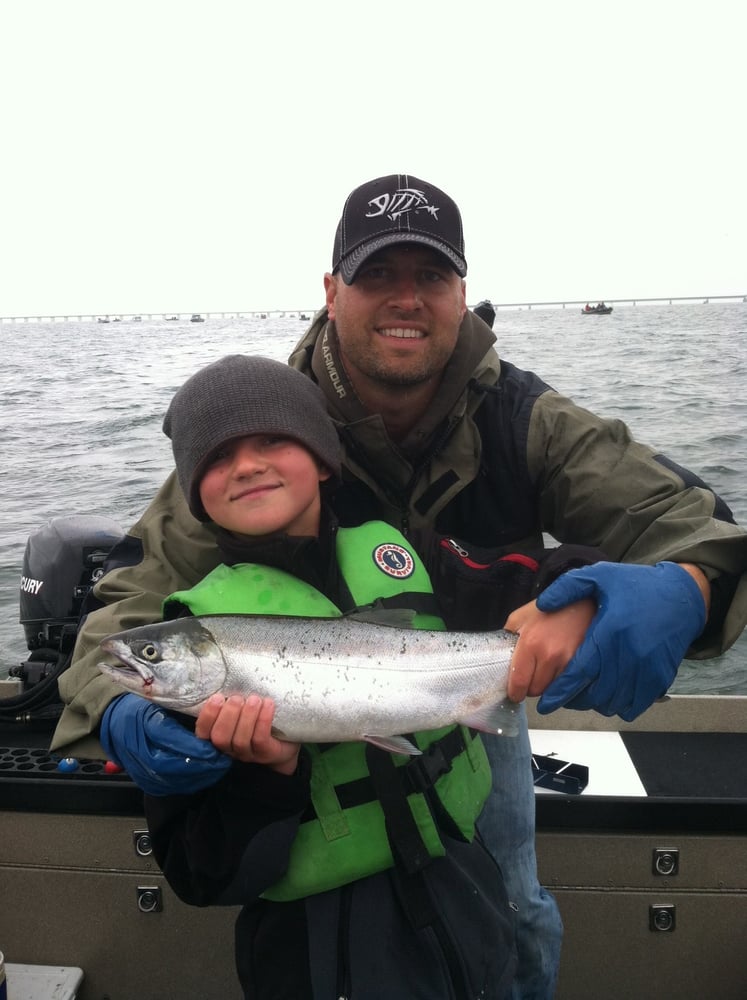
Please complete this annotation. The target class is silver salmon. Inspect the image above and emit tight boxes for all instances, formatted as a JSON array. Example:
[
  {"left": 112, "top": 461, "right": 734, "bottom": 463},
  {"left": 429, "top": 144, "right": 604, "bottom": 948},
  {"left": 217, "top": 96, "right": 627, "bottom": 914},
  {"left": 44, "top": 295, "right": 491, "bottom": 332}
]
[{"left": 99, "top": 613, "right": 519, "bottom": 756}]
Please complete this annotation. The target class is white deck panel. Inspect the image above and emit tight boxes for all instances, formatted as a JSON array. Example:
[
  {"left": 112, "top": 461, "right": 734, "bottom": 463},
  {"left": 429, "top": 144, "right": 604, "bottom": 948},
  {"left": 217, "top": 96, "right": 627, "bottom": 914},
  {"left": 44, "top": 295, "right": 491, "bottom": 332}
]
[{"left": 529, "top": 729, "right": 647, "bottom": 797}]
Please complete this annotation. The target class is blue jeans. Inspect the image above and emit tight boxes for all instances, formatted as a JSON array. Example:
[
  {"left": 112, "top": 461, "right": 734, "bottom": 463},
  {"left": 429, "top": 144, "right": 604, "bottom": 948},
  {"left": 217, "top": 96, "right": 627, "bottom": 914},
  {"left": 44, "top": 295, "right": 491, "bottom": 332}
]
[{"left": 476, "top": 704, "right": 562, "bottom": 1000}]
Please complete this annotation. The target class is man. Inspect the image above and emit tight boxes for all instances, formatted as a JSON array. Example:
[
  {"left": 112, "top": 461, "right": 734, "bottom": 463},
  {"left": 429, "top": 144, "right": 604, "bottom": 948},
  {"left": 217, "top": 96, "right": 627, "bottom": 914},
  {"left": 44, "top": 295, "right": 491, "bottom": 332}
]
[
  {"left": 473, "top": 298, "right": 496, "bottom": 327},
  {"left": 53, "top": 174, "right": 747, "bottom": 998}
]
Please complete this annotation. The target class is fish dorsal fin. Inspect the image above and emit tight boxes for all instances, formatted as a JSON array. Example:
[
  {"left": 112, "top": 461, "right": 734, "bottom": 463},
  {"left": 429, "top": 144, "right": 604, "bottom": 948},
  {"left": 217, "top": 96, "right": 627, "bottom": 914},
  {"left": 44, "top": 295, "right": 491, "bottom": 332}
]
[{"left": 344, "top": 606, "right": 417, "bottom": 629}]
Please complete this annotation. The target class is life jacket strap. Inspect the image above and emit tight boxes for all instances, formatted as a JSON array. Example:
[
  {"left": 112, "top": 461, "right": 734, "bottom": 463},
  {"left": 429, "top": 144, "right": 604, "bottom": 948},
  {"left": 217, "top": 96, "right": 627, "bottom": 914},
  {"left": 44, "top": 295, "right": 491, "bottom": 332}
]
[{"left": 365, "top": 743, "right": 432, "bottom": 876}]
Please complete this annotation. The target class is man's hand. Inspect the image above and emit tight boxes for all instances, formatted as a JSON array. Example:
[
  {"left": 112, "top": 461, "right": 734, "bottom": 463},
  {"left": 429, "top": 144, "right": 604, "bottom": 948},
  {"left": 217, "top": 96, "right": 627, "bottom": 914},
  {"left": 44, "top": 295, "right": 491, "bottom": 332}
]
[
  {"left": 534, "top": 561, "right": 708, "bottom": 721},
  {"left": 101, "top": 693, "right": 232, "bottom": 796},
  {"left": 196, "top": 694, "right": 301, "bottom": 775}
]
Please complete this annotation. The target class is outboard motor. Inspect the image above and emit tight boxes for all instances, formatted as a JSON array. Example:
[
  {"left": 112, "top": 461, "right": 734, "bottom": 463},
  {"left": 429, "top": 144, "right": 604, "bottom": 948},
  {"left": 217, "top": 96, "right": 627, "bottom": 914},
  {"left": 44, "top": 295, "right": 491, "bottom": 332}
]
[
  {"left": 20, "top": 514, "right": 125, "bottom": 654},
  {"left": 4, "top": 515, "right": 125, "bottom": 723}
]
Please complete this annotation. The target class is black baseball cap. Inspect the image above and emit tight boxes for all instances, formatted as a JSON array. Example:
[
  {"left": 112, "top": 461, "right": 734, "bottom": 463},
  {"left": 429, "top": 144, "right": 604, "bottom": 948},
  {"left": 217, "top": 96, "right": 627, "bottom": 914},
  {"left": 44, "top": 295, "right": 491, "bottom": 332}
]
[{"left": 331, "top": 173, "right": 467, "bottom": 284}]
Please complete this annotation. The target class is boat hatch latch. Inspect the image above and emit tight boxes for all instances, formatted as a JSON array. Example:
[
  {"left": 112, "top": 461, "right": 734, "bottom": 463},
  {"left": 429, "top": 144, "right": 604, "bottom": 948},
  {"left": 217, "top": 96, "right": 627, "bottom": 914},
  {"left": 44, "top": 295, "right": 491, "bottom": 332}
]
[
  {"left": 133, "top": 830, "right": 153, "bottom": 857},
  {"left": 137, "top": 886, "right": 163, "bottom": 913},
  {"left": 652, "top": 848, "right": 679, "bottom": 877},
  {"left": 531, "top": 754, "right": 589, "bottom": 795},
  {"left": 649, "top": 904, "right": 676, "bottom": 932}
]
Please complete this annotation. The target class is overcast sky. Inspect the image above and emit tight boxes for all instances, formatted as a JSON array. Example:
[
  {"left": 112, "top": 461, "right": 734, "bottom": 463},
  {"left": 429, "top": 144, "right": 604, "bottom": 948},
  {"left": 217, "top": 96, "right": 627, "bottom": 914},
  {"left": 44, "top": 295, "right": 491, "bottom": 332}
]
[{"left": 2, "top": 1, "right": 744, "bottom": 317}]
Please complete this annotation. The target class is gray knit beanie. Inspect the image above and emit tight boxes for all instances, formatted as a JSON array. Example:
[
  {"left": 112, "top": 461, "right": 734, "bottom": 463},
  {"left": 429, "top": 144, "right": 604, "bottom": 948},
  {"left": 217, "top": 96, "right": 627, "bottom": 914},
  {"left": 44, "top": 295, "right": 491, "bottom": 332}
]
[{"left": 163, "top": 355, "right": 342, "bottom": 521}]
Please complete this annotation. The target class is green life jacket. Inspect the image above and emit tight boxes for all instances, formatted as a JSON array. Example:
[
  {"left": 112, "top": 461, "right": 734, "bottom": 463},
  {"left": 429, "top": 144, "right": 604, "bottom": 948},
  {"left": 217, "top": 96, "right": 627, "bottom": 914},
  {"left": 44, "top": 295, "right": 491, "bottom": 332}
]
[{"left": 165, "top": 521, "right": 491, "bottom": 901}]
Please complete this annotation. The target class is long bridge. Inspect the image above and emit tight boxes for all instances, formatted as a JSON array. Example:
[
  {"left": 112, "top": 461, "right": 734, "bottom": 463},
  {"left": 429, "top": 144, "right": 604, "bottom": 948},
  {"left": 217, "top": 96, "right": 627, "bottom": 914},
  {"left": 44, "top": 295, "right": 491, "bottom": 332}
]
[
  {"left": 1, "top": 295, "right": 745, "bottom": 324},
  {"left": 0, "top": 310, "right": 316, "bottom": 324},
  {"left": 490, "top": 294, "right": 746, "bottom": 311}
]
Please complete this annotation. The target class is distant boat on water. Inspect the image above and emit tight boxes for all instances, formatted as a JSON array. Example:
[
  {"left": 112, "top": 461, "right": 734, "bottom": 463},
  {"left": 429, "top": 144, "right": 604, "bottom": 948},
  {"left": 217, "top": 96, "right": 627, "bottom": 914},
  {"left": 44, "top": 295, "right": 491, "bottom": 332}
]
[
  {"left": 582, "top": 302, "right": 613, "bottom": 315},
  {"left": 190, "top": 313, "right": 205, "bottom": 323}
]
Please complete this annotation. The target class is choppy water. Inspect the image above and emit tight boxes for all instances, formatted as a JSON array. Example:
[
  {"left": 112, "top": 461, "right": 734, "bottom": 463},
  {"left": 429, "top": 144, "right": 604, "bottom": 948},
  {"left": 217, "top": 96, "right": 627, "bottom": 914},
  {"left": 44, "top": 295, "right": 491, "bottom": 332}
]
[{"left": 2, "top": 303, "right": 746, "bottom": 694}]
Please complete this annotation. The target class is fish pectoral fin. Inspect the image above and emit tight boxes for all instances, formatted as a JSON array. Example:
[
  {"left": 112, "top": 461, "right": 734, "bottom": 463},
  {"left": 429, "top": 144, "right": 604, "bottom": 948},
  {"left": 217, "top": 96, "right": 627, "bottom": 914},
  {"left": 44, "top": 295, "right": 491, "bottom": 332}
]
[
  {"left": 363, "top": 734, "right": 422, "bottom": 756},
  {"left": 460, "top": 697, "right": 521, "bottom": 738}
]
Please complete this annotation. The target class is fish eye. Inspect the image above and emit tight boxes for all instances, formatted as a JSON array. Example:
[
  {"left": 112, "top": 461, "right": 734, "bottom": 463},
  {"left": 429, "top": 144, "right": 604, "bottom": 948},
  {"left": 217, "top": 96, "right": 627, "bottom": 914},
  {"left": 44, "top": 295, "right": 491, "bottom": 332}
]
[{"left": 140, "top": 643, "right": 160, "bottom": 662}]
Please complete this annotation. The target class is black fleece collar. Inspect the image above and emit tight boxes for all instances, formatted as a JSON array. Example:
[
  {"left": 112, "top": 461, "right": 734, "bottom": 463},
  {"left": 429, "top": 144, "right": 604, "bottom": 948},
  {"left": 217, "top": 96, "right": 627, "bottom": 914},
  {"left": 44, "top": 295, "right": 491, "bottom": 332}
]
[{"left": 213, "top": 506, "right": 341, "bottom": 601}]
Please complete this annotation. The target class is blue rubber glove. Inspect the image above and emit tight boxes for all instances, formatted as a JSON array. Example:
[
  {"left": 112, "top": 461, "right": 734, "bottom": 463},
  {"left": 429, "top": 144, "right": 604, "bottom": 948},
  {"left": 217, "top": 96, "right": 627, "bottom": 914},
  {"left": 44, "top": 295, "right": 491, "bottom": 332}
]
[
  {"left": 536, "top": 561, "right": 706, "bottom": 721},
  {"left": 100, "top": 693, "right": 231, "bottom": 796}
]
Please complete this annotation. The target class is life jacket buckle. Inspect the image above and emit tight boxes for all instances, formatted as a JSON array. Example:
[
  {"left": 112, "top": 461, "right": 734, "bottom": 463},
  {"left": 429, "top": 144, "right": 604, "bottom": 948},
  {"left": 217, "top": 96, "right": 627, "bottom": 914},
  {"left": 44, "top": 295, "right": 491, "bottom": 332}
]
[{"left": 404, "top": 741, "right": 453, "bottom": 793}]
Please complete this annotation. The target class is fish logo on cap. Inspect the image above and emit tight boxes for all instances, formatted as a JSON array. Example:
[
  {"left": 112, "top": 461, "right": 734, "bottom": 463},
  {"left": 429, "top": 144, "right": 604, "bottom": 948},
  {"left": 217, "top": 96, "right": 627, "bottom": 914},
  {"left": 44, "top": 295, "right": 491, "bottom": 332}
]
[{"left": 365, "top": 187, "right": 440, "bottom": 222}]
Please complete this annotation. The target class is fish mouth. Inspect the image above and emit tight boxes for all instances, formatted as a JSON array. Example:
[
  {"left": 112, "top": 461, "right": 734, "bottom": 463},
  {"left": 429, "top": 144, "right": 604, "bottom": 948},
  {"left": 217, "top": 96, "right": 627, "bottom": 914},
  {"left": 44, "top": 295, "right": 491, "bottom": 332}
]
[{"left": 100, "top": 638, "right": 155, "bottom": 690}]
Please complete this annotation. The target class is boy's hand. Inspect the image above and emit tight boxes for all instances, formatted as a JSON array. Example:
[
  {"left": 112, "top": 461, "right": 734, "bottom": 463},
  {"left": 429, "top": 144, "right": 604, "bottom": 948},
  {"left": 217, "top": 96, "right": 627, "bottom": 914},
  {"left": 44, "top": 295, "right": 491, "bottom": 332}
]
[
  {"left": 505, "top": 599, "right": 596, "bottom": 701},
  {"left": 196, "top": 694, "right": 301, "bottom": 775}
]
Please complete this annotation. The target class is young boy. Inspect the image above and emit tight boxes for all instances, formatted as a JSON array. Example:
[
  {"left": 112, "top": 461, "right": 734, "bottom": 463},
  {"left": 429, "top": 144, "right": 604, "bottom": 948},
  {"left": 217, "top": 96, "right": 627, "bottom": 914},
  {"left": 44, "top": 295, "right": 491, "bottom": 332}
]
[{"left": 103, "top": 354, "right": 597, "bottom": 1000}]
